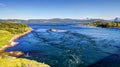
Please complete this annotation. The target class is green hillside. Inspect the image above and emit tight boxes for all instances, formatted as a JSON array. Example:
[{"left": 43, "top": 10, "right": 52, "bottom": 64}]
[
  {"left": 88, "top": 21, "right": 120, "bottom": 28},
  {"left": 0, "top": 22, "right": 50, "bottom": 67},
  {"left": 0, "top": 30, "right": 13, "bottom": 48},
  {"left": 0, "top": 55, "right": 50, "bottom": 67}
]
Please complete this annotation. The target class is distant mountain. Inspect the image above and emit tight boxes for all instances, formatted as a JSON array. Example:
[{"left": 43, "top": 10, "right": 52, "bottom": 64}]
[
  {"left": 0, "top": 19, "right": 26, "bottom": 23},
  {"left": 0, "top": 18, "right": 105, "bottom": 23},
  {"left": 114, "top": 17, "right": 120, "bottom": 22}
]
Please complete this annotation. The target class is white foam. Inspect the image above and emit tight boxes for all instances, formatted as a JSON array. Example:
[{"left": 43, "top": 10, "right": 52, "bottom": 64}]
[{"left": 50, "top": 28, "right": 67, "bottom": 33}]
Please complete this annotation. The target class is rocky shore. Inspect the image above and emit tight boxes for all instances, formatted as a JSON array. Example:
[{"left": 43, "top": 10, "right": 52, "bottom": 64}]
[{"left": 0, "top": 29, "right": 33, "bottom": 56}]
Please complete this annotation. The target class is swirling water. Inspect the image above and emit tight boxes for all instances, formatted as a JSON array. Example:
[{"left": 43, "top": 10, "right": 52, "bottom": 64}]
[{"left": 6, "top": 23, "right": 120, "bottom": 67}]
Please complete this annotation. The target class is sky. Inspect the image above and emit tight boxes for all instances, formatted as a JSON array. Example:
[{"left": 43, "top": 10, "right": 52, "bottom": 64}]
[{"left": 0, "top": 0, "right": 120, "bottom": 20}]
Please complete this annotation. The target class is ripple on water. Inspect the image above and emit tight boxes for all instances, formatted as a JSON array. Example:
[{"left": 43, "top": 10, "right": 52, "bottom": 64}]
[{"left": 6, "top": 26, "right": 120, "bottom": 67}]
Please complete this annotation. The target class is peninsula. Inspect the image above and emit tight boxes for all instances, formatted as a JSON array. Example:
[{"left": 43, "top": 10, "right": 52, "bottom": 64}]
[
  {"left": 86, "top": 21, "right": 120, "bottom": 28},
  {"left": 0, "top": 22, "right": 50, "bottom": 67}
]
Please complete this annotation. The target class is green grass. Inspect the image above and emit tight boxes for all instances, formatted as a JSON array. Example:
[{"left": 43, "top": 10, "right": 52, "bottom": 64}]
[
  {"left": 0, "top": 22, "right": 32, "bottom": 34},
  {"left": 0, "top": 22, "right": 50, "bottom": 67},
  {"left": 87, "top": 21, "right": 120, "bottom": 28},
  {"left": 0, "top": 30, "right": 13, "bottom": 48},
  {"left": 0, "top": 55, "right": 50, "bottom": 67}
]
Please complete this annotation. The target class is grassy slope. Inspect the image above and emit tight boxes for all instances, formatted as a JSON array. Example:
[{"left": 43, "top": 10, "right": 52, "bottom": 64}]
[
  {"left": 0, "top": 22, "right": 32, "bottom": 48},
  {"left": 0, "top": 22, "right": 50, "bottom": 67},
  {"left": 0, "top": 56, "right": 49, "bottom": 67},
  {"left": 0, "top": 30, "right": 13, "bottom": 48}
]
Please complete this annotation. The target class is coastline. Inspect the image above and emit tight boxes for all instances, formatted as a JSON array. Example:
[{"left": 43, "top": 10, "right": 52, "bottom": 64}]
[{"left": 0, "top": 28, "right": 33, "bottom": 54}]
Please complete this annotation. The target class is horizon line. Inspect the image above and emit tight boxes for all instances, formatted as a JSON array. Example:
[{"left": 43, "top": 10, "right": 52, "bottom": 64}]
[{"left": 0, "top": 18, "right": 115, "bottom": 20}]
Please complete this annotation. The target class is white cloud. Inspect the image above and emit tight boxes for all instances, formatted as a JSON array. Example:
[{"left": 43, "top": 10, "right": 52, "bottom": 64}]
[{"left": 0, "top": 3, "right": 6, "bottom": 7}]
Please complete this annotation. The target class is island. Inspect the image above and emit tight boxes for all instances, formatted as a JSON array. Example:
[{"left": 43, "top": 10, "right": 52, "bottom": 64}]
[
  {"left": 87, "top": 21, "right": 120, "bottom": 28},
  {"left": 0, "top": 22, "right": 50, "bottom": 67}
]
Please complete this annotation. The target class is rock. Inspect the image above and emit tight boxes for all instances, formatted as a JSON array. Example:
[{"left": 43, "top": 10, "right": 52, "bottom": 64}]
[
  {"left": 3, "top": 51, "right": 24, "bottom": 57},
  {"left": 10, "top": 51, "right": 24, "bottom": 57}
]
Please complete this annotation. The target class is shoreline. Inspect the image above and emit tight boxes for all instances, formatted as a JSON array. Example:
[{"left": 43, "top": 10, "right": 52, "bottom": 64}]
[
  {"left": 0, "top": 29, "right": 33, "bottom": 54},
  {"left": 76, "top": 24, "right": 120, "bottom": 29}
]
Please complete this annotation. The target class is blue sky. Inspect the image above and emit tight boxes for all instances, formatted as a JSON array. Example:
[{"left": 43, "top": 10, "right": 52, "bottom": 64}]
[{"left": 0, "top": 0, "right": 120, "bottom": 19}]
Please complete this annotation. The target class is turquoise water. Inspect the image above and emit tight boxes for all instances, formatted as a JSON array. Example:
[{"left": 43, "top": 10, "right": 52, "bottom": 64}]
[{"left": 6, "top": 23, "right": 120, "bottom": 67}]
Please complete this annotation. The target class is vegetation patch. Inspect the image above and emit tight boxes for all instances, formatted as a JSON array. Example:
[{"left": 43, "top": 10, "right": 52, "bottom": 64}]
[
  {"left": 0, "top": 22, "right": 50, "bottom": 67},
  {"left": 87, "top": 21, "right": 120, "bottom": 28},
  {"left": 0, "top": 30, "right": 13, "bottom": 48},
  {"left": 0, "top": 55, "right": 50, "bottom": 67},
  {"left": 0, "top": 22, "right": 31, "bottom": 34}
]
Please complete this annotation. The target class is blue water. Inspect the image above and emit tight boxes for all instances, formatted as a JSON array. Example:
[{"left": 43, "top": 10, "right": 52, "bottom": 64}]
[{"left": 6, "top": 23, "right": 120, "bottom": 67}]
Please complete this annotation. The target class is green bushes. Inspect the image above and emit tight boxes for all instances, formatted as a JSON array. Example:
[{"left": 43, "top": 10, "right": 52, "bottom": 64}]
[
  {"left": 0, "top": 22, "right": 31, "bottom": 34},
  {"left": 0, "top": 22, "right": 31, "bottom": 47},
  {"left": 0, "top": 22, "right": 50, "bottom": 67},
  {"left": 0, "top": 56, "right": 50, "bottom": 67},
  {"left": 88, "top": 21, "right": 120, "bottom": 28}
]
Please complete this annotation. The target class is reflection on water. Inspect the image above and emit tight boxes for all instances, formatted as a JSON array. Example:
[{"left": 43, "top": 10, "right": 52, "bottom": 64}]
[{"left": 6, "top": 23, "right": 120, "bottom": 67}]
